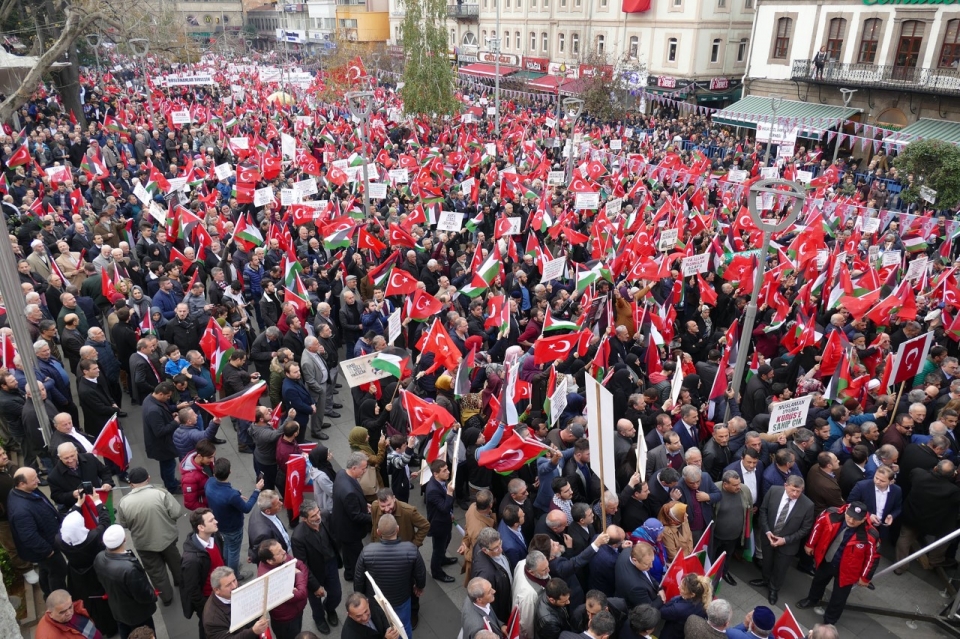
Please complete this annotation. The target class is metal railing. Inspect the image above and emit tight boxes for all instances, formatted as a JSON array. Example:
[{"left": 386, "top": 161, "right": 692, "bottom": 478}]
[
  {"left": 792, "top": 59, "right": 960, "bottom": 96},
  {"left": 447, "top": 4, "right": 480, "bottom": 18}
]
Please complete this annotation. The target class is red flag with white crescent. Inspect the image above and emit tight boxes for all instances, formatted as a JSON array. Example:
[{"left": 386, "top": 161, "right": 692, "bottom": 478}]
[
  {"left": 285, "top": 454, "right": 306, "bottom": 516},
  {"left": 92, "top": 415, "right": 131, "bottom": 470}
]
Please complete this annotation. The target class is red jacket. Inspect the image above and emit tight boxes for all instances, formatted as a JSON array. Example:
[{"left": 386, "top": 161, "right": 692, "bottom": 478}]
[
  {"left": 805, "top": 504, "right": 880, "bottom": 587},
  {"left": 180, "top": 453, "right": 213, "bottom": 510},
  {"left": 257, "top": 555, "right": 309, "bottom": 622}
]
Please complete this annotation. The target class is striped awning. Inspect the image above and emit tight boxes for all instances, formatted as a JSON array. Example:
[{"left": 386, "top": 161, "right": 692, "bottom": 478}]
[
  {"left": 889, "top": 118, "right": 960, "bottom": 146},
  {"left": 712, "top": 95, "right": 861, "bottom": 137}
]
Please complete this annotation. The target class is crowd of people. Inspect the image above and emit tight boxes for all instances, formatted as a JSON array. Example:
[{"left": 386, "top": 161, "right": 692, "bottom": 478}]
[{"left": 0, "top": 49, "right": 954, "bottom": 639}]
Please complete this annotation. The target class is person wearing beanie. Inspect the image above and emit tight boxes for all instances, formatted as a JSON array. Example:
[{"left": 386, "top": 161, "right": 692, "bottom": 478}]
[
  {"left": 93, "top": 524, "right": 158, "bottom": 638},
  {"left": 657, "top": 502, "right": 692, "bottom": 562},
  {"left": 629, "top": 517, "right": 669, "bottom": 582},
  {"left": 725, "top": 605, "right": 776, "bottom": 639}
]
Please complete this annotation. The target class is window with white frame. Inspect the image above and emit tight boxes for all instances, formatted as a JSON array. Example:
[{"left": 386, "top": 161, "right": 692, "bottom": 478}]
[
  {"left": 572, "top": 32, "right": 580, "bottom": 53},
  {"left": 597, "top": 34, "right": 605, "bottom": 54},
  {"left": 559, "top": 33, "right": 566, "bottom": 52},
  {"left": 668, "top": 37, "right": 678, "bottom": 61},
  {"left": 718, "top": 0, "right": 725, "bottom": 7},
  {"left": 505, "top": 32, "right": 510, "bottom": 48},
  {"left": 737, "top": 37, "right": 748, "bottom": 62},
  {"left": 629, "top": 36, "right": 638, "bottom": 58},
  {"left": 542, "top": 32, "right": 548, "bottom": 51},
  {"left": 531, "top": 31, "right": 537, "bottom": 50},
  {"left": 710, "top": 38, "right": 721, "bottom": 63}
]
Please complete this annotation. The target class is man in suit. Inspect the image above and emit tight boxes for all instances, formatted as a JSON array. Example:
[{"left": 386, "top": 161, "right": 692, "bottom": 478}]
[
  {"left": 202, "top": 567, "right": 270, "bottom": 639},
  {"left": 300, "top": 337, "right": 330, "bottom": 440},
  {"left": 76, "top": 359, "right": 119, "bottom": 437},
  {"left": 847, "top": 466, "right": 902, "bottom": 540},
  {"left": 462, "top": 577, "right": 505, "bottom": 639},
  {"left": 498, "top": 505, "right": 527, "bottom": 572},
  {"left": 560, "top": 609, "right": 616, "bottom": 639},
  {"left": 723, "top": 449, "right": 763, "bottom": 507},
  {"left": 684, "top": 599, "right": 734, "bottom": 639},
  {"left": 425, "top": 458, "right": 458, "bottom": 582},
  {"left": 291, "top": 500, "right": 342, "bottom": 635},
  {"left": 342, "top": 592, "right": 399, "bottom": 639},
  {"left": 247, "top": 490, "right": 290, "bottom": 563},
  {"left": 673, "top": 405, "right": 701, "bottom": 451},
  {"left": 838, "top": 445, "right": 870, "bottom": 499},
  {"left": 331, "top": 452, "right": 373, "bottom": 581},
  {"left": 644, "top": 414, "right": 674, "bottom": 451},
  {"left": 129, "top": 338, "right": 162, "bottom": 404},
  {"left": 614, "top": 543, "right": 664, "bottom": 609},
  {"left": 646, "top": 432, "right": 685, "bottom": 477},
  {"left": 748, "top": 475, "right": 815, "bottom": 605},
  {"left": 499, "top": 478, "right": 535, "bottom": 542},
  {"left": 805, "top": 452, "right": 844, "bottom": 519},
  {"left": 645, "top": 467, "right": 682, "bottom": 516},
  {"left": 563, "top": 439, "right": 602, "bottom": 504},
  {"left": 676, "top": 465, "right": 721, "bottom": 543},
  {"left": 568, "top": 504, "right": 596, "bottom": 557},
  {"left": 469, "top": 528, "right": 513, "bottom": 627}
]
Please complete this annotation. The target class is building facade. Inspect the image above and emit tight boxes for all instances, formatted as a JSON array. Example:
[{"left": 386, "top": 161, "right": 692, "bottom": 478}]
[
  {"left": 388, "top": 0, "right": 752, "bottom": 105},
  {"left": 744, "top": 0, "right": 960, "bottom": 129},
  {"left": 175, "top": 0, "right": 246, "bottom": 40}
]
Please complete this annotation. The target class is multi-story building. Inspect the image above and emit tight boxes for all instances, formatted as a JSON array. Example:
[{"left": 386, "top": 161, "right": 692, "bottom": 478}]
[
  {"left": 388, "top": 0, "right": 753, "bottom": 106},
  {"left": 739, "top": 0, "right": 960, "bottom": 142},
  {"left": 171, "top": 0, "right": 246, "bottom": 40},
  {"left": 336, "top": 0, "right": 390, "bottom": 43}
]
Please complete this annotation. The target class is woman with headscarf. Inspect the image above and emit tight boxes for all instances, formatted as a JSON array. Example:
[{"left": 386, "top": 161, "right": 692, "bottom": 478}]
[
  {"left": 607, "top": 364, "right": 637, "bottom": 422},
  {"left": 658, "top": 501, "right": 694, "bottom": 562},
  {"left": 357, "top": 382, "right": 391, "bottom": 445},
  {"left": 55, "top": 501, "right": 117, "bottom": 637},
  {"left": 480, "top": 366, "right": 503, "bottom": 420},
  {"left": 128, "top": 285, "right": 151, "bottom": 325},
  {"left": 348, "top": 426, "right": 387, "bottom": 502},
  {"left": 629, "top": 518, "right": 669, "bottom": 582},
  {"left": 434, "top": 374, "right": 461, "bottom": 426},
  {"left": 558, "top": 393, "right": 586, "bottom": 429},
  {"left": 307, "top": 445, "right": 336, "bottom": 516}
]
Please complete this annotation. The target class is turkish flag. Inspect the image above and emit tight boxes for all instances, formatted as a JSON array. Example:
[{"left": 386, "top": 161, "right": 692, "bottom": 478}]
[
  {"left": 384, "top": 267, "right": 418, "bottom": 296},
  {"left": 772, "top": 606, "right": 806, "bottom": 639},
  {"left": 327, "top": 165, "right": 347, "bottom": 187},
  {"left": 494, "top": 217, "right": 514, "bottom": 239},
  {"left": 289, "top": 204, "right": 319, "bottom": 227},
  {"left": 410, "top": 290, "right": 444, "bottom": 321},
  {"left": 6, "top": 145, "right": 29, "bottom": 168},
  {"left": 477, "top": 430, "right": 551, "bottom": 473},
  {"left": 388, "top": 223, "right": 417, "bottom": 248},
  {"left": 401, "top": 389, "right": 442, "bottom": 436},
  {"left": 198, "top": 381, "right": 268, "bottom": 421},
  {"left": 660, "top": 554, "right": 704, "bottom": 601},
  {"left": 284, "top": 454, "right": 306, "bottom": 516},
  {"left": 568, "top": 176, "right": 599, "bottom": 193},
  {"left": 419, "top": 318, "right": 461, "bottom": 370},
  {"left": 92, "top": 415, "right": 131, "bottom": 470},
  {"left": 261, "top": 153, "right": 282, "bottom": 181},
  {"left": 69, "top": 188, "right": 84, "bottom": 214},
  {"left": 534, "top": 332, "right": 580, "bottom": 365},
  {"left": 298, "top": 152, "right": 322, "bottom": 176},
  {"left": 236, "top": 164, "right": 261, "bottom": 185},
  {"left": 358, "top": 228, "right": 386, "bottom": 253},
  {"left": 892, "top": 331, "right": 934, "bottom": 385}
]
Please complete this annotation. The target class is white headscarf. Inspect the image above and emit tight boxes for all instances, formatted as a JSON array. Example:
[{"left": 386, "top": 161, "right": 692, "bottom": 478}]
[{"left": 60, "top": 511, "right": 88, "bottom": 547}]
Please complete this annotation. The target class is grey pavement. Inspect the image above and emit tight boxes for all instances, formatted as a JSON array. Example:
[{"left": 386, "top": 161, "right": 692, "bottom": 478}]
[{"left": 24, "top": 357, "right": 960, "bottom": 639}]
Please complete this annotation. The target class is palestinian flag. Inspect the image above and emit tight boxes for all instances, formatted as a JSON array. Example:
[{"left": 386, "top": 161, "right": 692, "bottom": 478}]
[
  {"left": 543, "top": 365, "right": 557, "bottom": 423},
  {"left": 575, "top": 264, "right": 601, "bottom": 293},
  {"left": 285, "top": 272, "right": 311, "bottom": 318},
  {"left": 198, "top": 381, "right": 268, "bottom": 421},
  {"left": 370, "top": 351, "right": 410, "bottom": 379},
  {"left": 323, "top": 226, "right": 352, "bottom": 250},
  {"left": 367, "top": 256, "right": 396, "bottom": 290},
  {"left": 465, "top": 212, "right": 484, "bottom": 233},
  {"left": 741, "top": 508, "right": 756, "bottom": 561},
  {"left": 543, "top": 307, "right": 579, "bottom": 333},
  {"left": 453, "top": 348, "right": 475, "bottom": 398},
  {"left": 234, "top": 213, "right": 263, "bottom": 250},
  {"left": 462, "top": 245, "right": 502, "bottom": 297},
  {"left": 199, "top": 318, "right": 234, "bottom": 387},
  {"left": 903, "top": 236, "right": 928, "bottom": 254}
]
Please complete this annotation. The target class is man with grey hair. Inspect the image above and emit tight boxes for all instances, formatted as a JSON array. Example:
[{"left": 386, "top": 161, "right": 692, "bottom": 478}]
[
  {"left": 250, "top": 325, "right": 283, "bottom": 380},
  {"left": 355, "top": 514, "right": 425, "bottom": 637},
  {"left": 462, "top": 577, "right": 504, "bottom": 639},
  {"left": 470, "top": 527, "right": 512, "bottom": 626},
  {"left": 678, "top": 464, "right": 720, "bottom": 543},
  {"left": 202, "top": 566, "right": 269, "bottom": 639},
  {"left": 331, "top": 451, "right": 373, "bottom": 581},
  {"left": 300, "top": 335, "right": 330, "bottom": 439},
  {"left": 514, "top": 550, "right": 548, "bottom": 639},
  {"left": 46, "top": 441, "right": 112, "bottom": 510},
  {"left": 684, "top": 598, "right": 732, "bottom": 638},
  {"left": 247, "top": 489, "right": 290, "bottom": 563},
  {"left": 808, "top": 623, "right": 840, "bottom": 639},
  {"left": 34, "top": 337, "right": 77, "bottom": 426}
]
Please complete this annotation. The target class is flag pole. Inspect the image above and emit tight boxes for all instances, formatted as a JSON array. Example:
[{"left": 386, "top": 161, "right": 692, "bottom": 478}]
[
  {"left": 889, "top": 380, "right": 906, "bottom": 428},
  {"left": 594, "top": 381, "right": 607, "bottom": 502}
]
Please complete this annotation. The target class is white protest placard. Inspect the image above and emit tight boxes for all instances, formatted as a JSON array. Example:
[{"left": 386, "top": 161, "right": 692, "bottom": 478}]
[
  {"left": 462, "top": 113, "right": 474, "bottom": 124},
  {"left": 166, "top": 177, "right": 187, "bottom": 193},
  {"left": 437, "top": 211, "right": 463, "bottom": 233},
  {"left": 389, "top": 169, "right": 409, "bottom": 184},
  {"left": 658, "top": 228, "right": 679, "bottom": 251},
  {"left": 545, "top": 116, "right": 557, "bottom": 130},
  {"left": 229, "top": 137, "right": 249, "bottom": 150},
  {"left": 881, "top": 250, "right": 902, "bottom": 268},
  {"left": 487, "top": 107, "right": 497, "bottom": 116},
  {"left": 484, "top": 143, "right": 497, "bottom": 157},
  {"left": 605, "top": 197, "right": 623, "bottom": 216},
  {"left": 575, "top": 192, "right": 601, "bottom": 210},
  {"left": 229, "top": 558, "right": 297, "bottom": 632},
  {"left": 134, "top": 182, "right": 152, "bottom": 206},
  {"left": 768, "top": 395, "right": 813, "bottom": 434},
  {"left": 280, "top": 189, "right": 299, "bottom": 206},
  {"left": 796, "top": 170, "right": 813, "bottom": 184},
  {"left": 728, "top": 169, "right": 748, "bottom": 183},
  {"left": 253, "top": 186, "right": 275, "bottom": 207},
  {"left": 905, "top": 255, "right": 929, "bottom": 282},
  {"left": 540, "top": 256, "right": 567, "bottom": 283},
  {"left": 364, "top": 572, "right": 409, "bottom": 639},
  {"left": 503, "top": 217, "right": 522, "bottom": 235},
  {"left": 860, "top": 217, "right": 880, "bottom": 234},
  {"left": 761, "top": 167, "right": 779, "bottom": 180},
  {"left": 214, "top": 163, "right": 234, "bottom": 181},
  {"left": 280, "top": 133, "right": 296, "bottom": 160},
  {"left": 147, "top": 201, "right": 166, "bottom": 224},
  {"left": 459, "top": 177, "right": 475, "bottom": 195},
  {"left": 681, "top": 253, "right": 710, "bottom": 276},
  {"left": 339, "top": 353, "right": 393, "bottom": 387},
  {"left": 868, "top": 245, "right": 879, "bottom": 263},
  {"left": 547, "top": 171, "right": 566, "bottom": 186},
  {"left": 45, "top": 165, "right": 70, "bottom": 183},
  {"left": 624, "top": 128, "right": 634, "bottom": 139},
  {"left": 294, "top": 178, "right": 318, "bottom": 198},
  {"left": 388, "top": 309, "right": 401, "bottom": 345},
  {"left": 921, "top": 185, "right": 937, "bottom": 204},
  {"left": 368, "top": 183, "right": 388, "bottom": 199},
  {"left": 170, "top": 110, "right": 191, "bottom": 125},
  {"left": 816, "top": 250, "right": 829, "bottom": 270},
  {"left": 585, "top": 376, "right": 617, "bottom": 495},
  {"left": 610, "top": 139, "right": 622, "bottom": 150},
  {"left": 550, "top": 376, "right": 568, "bottom": 427}
]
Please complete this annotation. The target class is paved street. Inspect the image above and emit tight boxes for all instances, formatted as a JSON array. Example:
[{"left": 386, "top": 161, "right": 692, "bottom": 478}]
[{"left": 40, "top": 364, "right": 959, "bottom": 639}]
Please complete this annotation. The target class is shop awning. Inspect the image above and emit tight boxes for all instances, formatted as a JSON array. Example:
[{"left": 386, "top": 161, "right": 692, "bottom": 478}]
[
  {"left": 558, "top": 78, "right": 590, "bottom": 96},
  {"left": 892, "top": 118, "right": 960, "bottom": 146},
  {"left": 526, "top": 75, "right": 571, "bottom": 94},
  {"left": 697, "top": 87, "right": 742, "bottom": 103},
  {"left": 512, "top": 70, "right": 545, "bottom": 82},
  {"left": 712, "top": 95, "right": 860, "bottom": 136},
  {"left": 458, "top": 63, "right": 518, "bottom": 79}
]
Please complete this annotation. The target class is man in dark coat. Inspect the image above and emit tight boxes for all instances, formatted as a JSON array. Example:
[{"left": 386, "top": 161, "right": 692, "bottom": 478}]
[
  {"left": 163, "top": 303, "right": 202, "bottom": 355},
  {"left": 292, "top": 500, "right": 343, "bottom": 634},
  {"left": 76, "top": 359, "right": 119, "bottom": 437},
  {"left": 141, "top": 381, "right": 181, "bottom": 493},
  {"left": 247, "top": 491, "right": 290, "bottom": 563},
  {"left": 741, "top": 364, "right": 774, "bottom": 423},
  {"left": 203, "top": 566, "right": 270, "bottom": 639},
  {"left": 129, "top": 338, "right": 163, "bottom": 404},
  {"left": 180, "top": 508, "right": 224, "bottom": 639},
  {"left": 85, "top": 327, "right": 123, "bottom": 409},
  {"left": 898, "top": 460, "right": 960, "bottom": 569},
  {"left": 7, "top": 466, "right": 67, "bottom": 596},
  {"left": 93, "top": 524, "right": 158, "bottom": 638},
  {"left": 424, "top": 458, "right": 457, "bottom": 582},
  {"left": 341, "top": 593, "right": 397, "bottom": 639},
  {"left": 469, "top": 527, "right": 514, "bottom": 626},
  {"left": 331, "top": 453, "right": 373, "bottom": 581},
  {"left": 46, "top": 443, "right": 112, "bottom": 510}
]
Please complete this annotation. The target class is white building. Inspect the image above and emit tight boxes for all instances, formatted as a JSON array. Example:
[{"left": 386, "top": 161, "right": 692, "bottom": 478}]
[
  {"left": 738, "top": 0, "right": 960, "bottom": 142},
  {"left": 387, "top": 0, "right": 752, "bottom": 105}
]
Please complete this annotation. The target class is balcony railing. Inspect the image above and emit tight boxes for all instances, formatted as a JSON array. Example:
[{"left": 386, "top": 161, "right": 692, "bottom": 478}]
[
  {"left": 792, "top": 59, "right": 960, "bottom": 97},
  {"left": 447, "top": 4, "right": 479, "bottom": 19}
]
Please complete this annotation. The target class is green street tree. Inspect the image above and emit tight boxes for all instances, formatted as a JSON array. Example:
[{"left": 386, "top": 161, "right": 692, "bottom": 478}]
[
  {"left": 579, "top": 52, "right": 629, "bottom": 122},
  {"left": 399, "top": 0, "right": 458, "bottom": 116},
  {"left": 894, "top": 138, "right": 960, "bottom": 210}
]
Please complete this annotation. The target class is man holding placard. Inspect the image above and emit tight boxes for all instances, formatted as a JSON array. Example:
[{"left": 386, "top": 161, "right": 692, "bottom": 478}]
[
  {"left": 342, "top": 592, "right": 400, "bottom": 639},
  {"left": 202, "top": 566, "right": 269, "bottom": 639}
]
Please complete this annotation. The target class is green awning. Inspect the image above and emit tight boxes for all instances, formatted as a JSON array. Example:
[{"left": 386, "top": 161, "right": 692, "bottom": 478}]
[
  {"left": 511, "top": 70, "right": 546, "bottom": 81},
  {"left": 712, "top": 96, "right": 860, "bottom": 137},
  {"left": 893, "top": 118, "right": 960, "bottom": 146},
  {"left": 697, "top": 87, "right": 742, "bottom": 103}
]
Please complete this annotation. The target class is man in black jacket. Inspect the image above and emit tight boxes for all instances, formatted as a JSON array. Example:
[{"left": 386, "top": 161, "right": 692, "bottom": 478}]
[
  {"left": 340, "top": 290, "right": 364, "bottom": 358},
  {"left": 247, "top": 490, "right": 290, "bottom": 563},
  {"left": 47, "top": 442, "right": 112, "bottom": 510},
  {"left": 164, "top": 303, "right": 202, "bottom": 355},
  {"left": 354, "top": 514, "right": 426, "bottom": 638},
  {"left": 342, "top": 592, "right": 398, "bottom": 639},
  {"left": 220, "top": 351, "right": 258, "bottom": 453},
  {"left": 468, "top": 527, "right": 513, "bottom": 627},
  {"left": 180, "top": 508, "right": 224, "bottom": 639},
  {"left": 250, "top": 327, "right": 282, "bottom": 380},
  {"left": 741, "top": 364, "right": 774, "bottom": 423},
  {"left": 331, "top": 453, "right": 373, "bottom": 581},
  {"left": 142, "top": 381, "right": 181, "bottom": 493},
  {"left": 129, "top": 338, "right": 163, "bottom": 404},
  {"left": 292, "top": 500, "right": 342, "bottom": 634},
  {"left": 93, "top": 524, "right": 158, "bottom": 638},
  {"left": 534, "top": 579, "right": 573, "bottom": 639},
  {"left": 425, "top": 458, "right": 458, "bottom": 582},
  {"left": 76, "top": 359, "right": 119, "bottom": 437}
]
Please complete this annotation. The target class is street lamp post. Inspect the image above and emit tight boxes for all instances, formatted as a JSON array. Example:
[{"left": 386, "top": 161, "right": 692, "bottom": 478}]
[
  {"left": 761, "top": 96, "right": 783, "bottom": 168},
  {"left": 488, "top": 35, "right": 501, "bottom": 136},
  {"left": 554, "top": 63, "right": 566, "bottom": 147},
  {"left": 724, "top": 178, "right": 806, "bottom": 421},
  {"left": 85, "top": 34, "right": 101, "bottom": 73},
  {"left": 831, "top": 88, "right": 858, "bottom": 166},
  {"left": 345, "top": 91, "right": 374, "bottom": 218},
  {"left": 563, "top": 97, "right": 584, "bottom": 181},
  {"left": 129, "top": 39, "right": 153, "bottom": 123},
  {"left": 370, "top": 52, "right": 381, "bottom": 89}
]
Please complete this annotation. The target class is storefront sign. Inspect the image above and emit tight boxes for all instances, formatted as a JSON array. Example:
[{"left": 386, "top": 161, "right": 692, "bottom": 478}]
[
  {"left": 523, "top": 56, "right": 550, "bottom": 73},
  {"left": 479, "top": 51, "right": 519, "bottom": 66},
  {"left": 709, "top": 77, "right": 729, "bottom": 90},
  {"left": 457, "top": 55, "right": 478, "bottom": 63},
  {"left": 657, "top": 76, "right": 677, "bottom": 88},
  {"left": 547, "top": 62, "right": 579, "bottom": 77}
]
